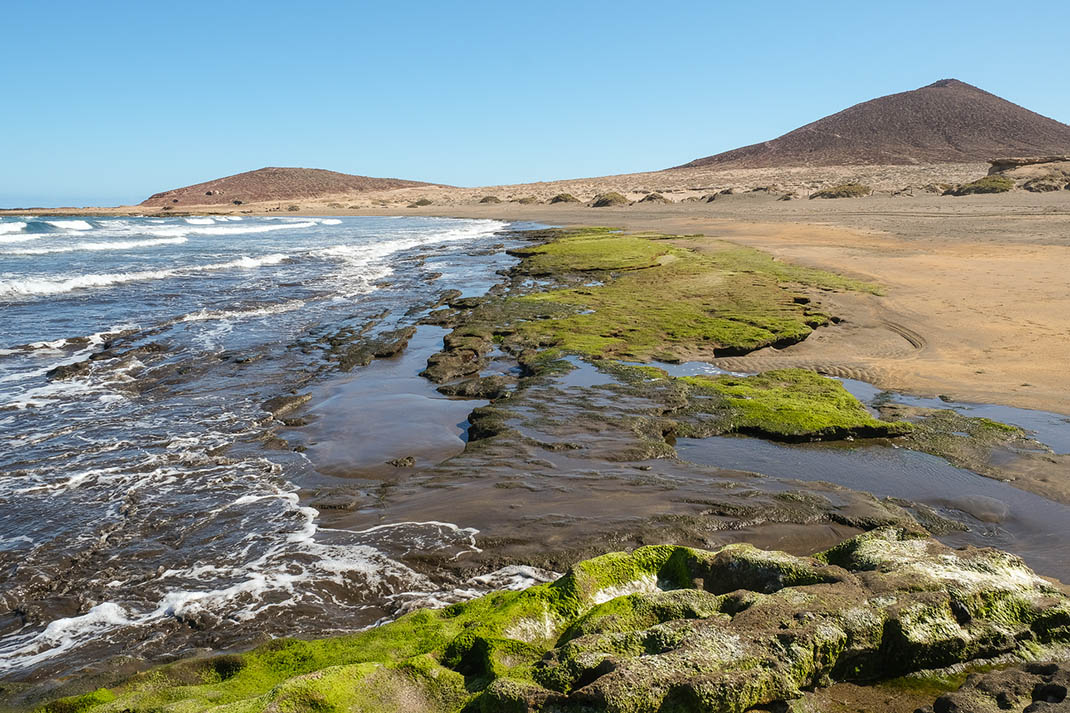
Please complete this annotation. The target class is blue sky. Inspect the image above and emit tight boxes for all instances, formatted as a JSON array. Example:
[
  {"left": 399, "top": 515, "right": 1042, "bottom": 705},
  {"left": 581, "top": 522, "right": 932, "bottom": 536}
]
[{"left": 2, "top": 1, "right": 1068, "bottom": 207}]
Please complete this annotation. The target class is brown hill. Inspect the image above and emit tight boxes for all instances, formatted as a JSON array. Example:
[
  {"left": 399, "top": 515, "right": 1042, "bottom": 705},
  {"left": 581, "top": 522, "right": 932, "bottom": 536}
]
[
  {"left": 677, "top": 79, "right": 1070, "bottom": 169},
  {"left": 141, "top": 167, "right": 440, "bottom": 207}
]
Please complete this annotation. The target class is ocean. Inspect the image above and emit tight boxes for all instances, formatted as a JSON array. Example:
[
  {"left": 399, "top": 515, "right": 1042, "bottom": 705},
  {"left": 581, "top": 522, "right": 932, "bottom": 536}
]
[{"left": 0, "top": 215, "right": 544, "bottom": 679}]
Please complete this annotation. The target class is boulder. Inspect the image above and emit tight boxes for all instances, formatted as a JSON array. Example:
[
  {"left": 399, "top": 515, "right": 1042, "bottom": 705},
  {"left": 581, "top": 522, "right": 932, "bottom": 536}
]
[
  {"left": 437, "top": 374, "right": 514, "bottom": 399},
  {"left": 917, "top": 662, "right": 1070, "bottom": 713},
  {"left": 261, "top": 393, "right": 311, "bottom": 417}
]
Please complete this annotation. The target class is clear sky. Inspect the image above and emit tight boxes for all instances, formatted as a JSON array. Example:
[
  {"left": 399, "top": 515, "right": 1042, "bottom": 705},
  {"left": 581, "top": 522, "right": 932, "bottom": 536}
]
[{"left": 2, "top": 1, "right": 1068, "bottom": 207}]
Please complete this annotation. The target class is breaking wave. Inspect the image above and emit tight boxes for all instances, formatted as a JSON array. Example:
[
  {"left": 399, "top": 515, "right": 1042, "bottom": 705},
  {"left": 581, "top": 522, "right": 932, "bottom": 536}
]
[
  {"left": 44, "top": 220, "right": 93, "bottom": 231},
  {"left": 2, "top": 237, "right": 188, "bottom": 255},
  {"left": 147, "top": 221, "right": 318, "bottom": 238},
  {"left": 0, "top": 253, "right": 289, "bottom": 297}
]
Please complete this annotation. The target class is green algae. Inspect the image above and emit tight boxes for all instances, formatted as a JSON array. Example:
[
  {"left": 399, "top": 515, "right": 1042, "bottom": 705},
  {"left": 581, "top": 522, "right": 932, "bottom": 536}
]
[
  {"left": 428, "top": 227, "right": 876, "bottom": 383},
  {"left": 500, "top": 229, "right": 877, "bottom": 364},
  {"left": 40, "top": 690, "right": 115, "bottom": 713},
  {"left": 680, "top": 368, "right": 913, "bottom": 441},
  {"left": 507, "top": 252, "right": 837, "bottom": 362},
  {"left": 509, "top": 232, "right": 670, "bottom": 274}
]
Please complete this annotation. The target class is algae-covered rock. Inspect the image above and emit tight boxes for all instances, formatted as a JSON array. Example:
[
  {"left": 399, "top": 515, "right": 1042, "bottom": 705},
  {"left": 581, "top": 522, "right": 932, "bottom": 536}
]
[
  {"left": 41, "top": 528, "right": 1070, "bottom": 713},
  {"left": 549, "top": 193, "right": 580, "bottom": 204},
  {"left": 260, "top": 392, "right": 311, "bottom": 418},
  {"left": 879, "top": 403, "right": 1032, "bottom": 482},
  {"left": 675, "top": 368, "right": 913, "bottom": 441},
  {"left": 437, "top": 374, "right": 514, "bottom": 399},
  {"left": 916, "top": 661, "right": 1070, "bottom": 713}
]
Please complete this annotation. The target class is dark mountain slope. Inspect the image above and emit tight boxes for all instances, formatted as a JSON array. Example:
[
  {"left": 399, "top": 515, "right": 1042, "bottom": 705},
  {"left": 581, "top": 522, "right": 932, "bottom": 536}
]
[
  {"left": 677, "top": 80, "right": 1070, "bottom": 169},
  {"left": 141, "top": 167, "right": 439, "bottom": 206}
]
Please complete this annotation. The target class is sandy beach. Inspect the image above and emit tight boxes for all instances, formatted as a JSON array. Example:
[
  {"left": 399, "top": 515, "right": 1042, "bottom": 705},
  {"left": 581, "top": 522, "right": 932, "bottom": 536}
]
[{"left": 406, "top": 191, "right": 1070, "bottom": 417}]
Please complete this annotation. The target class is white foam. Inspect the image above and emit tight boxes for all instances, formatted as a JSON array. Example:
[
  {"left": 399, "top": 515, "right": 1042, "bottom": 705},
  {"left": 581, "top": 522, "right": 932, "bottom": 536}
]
[
  {"left": 319, "top": 218, "right": 342, "bottom": 225},
  {"left": 178, "top": 299, "right": 305, "bottom": 323},
  {"left": 0, "top": 603, "right": 131, "bottom": 672},
  {"left": 0, "top": 534, "right": 34, "bottom": 552},
  {"left": 184, "top": 217, "right": 215, "bottom": 225},
  {"left": 45, "top": 220, "right": 93, "bottom": 231},
  {"left": 2, "top": 237, "right": 188, "bottom": 255},
  {"left": 0, "top": 222, "right": 27, "bottom": 235},
  {"left": 0, "top": 253, "right": 289, "bottom": 298}
]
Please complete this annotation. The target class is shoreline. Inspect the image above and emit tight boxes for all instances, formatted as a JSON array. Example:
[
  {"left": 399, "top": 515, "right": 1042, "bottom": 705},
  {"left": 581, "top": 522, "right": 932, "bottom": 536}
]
[{"left": 6, "top": 194, "right": 1068, "bottom": 417}]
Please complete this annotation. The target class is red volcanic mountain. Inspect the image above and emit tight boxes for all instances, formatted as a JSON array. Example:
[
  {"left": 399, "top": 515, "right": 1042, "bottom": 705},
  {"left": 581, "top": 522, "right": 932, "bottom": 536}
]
[
  {"left": 677, "top": 79, "right": 1070, "bottom": 169},
  {"left": 141, "top": 167, "right": 440, "bottom": 207}
]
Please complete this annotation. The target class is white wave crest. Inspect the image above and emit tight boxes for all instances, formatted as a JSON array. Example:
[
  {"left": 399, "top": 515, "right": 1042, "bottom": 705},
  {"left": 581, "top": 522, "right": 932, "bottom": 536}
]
[
  {"left": 45, "top": 220, "right": 93, "bottom": 231},
  {"left": 2, "top": 237, "right": 188, "bottom": 255},
  {"left": 0, "top": 253, "right": 289, "bottom": 298},
  {"left": 184, "top": 217, "right": 215, "bottom": 225},
  {"left": 318, "top": 218, "right": 342, "bottom": 225},
  {"left": 0, "top": 222, "right": 27, "bottom": 236},
  {"left": 148, "top": 221, "right": 318, "bottom": 238}
]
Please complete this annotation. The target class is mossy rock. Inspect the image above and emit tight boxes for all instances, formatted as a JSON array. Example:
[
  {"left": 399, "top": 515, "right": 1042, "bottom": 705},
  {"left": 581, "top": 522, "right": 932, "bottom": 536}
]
[
  {"left": 590, "top": 192, "right": 629, "bottom": 207},
  {"left": 479, "top": 195, "right": 503, "bottom": 204},
  {"left": 947, "top": 175, "right": 1014, "bottom": 195},
  {"left": 637, "top": 192, "right": 670, "bottom": 204},
  {"left": 426, "top": 228, "right": 879, "bottom": 378},
  {"left": 810, "top": 183, "right": 872, "bottom": 199},
  {"left": 512, "top": 196, "right": 539, "bottom": 205},
  {"left": 409, "top": 197, "right": 434, "bottom": 207},
  {"left": 549, "top": 193, "right": 580, "bottom": 204},
  {"left": 40, "top": 529, "right": 1070, "bottom": 713},
  {"left": 678, "top": 368, "right": 913, "bottom": 441}
]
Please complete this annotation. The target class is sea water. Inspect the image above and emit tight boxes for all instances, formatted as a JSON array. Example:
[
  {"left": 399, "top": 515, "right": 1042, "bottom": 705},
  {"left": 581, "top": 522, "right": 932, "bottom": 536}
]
[{"left": 0, "top": 215, "right": 550, "bottom": 678}]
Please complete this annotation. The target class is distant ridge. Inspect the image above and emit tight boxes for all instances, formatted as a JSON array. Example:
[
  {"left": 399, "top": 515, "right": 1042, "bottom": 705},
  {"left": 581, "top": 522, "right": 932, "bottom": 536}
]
[
  {"left": 676, "top": 79, "right": 1070, "bottom": 169},
  {"left": 141, "top": 167, "right": 439, "bottom": 207}
]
